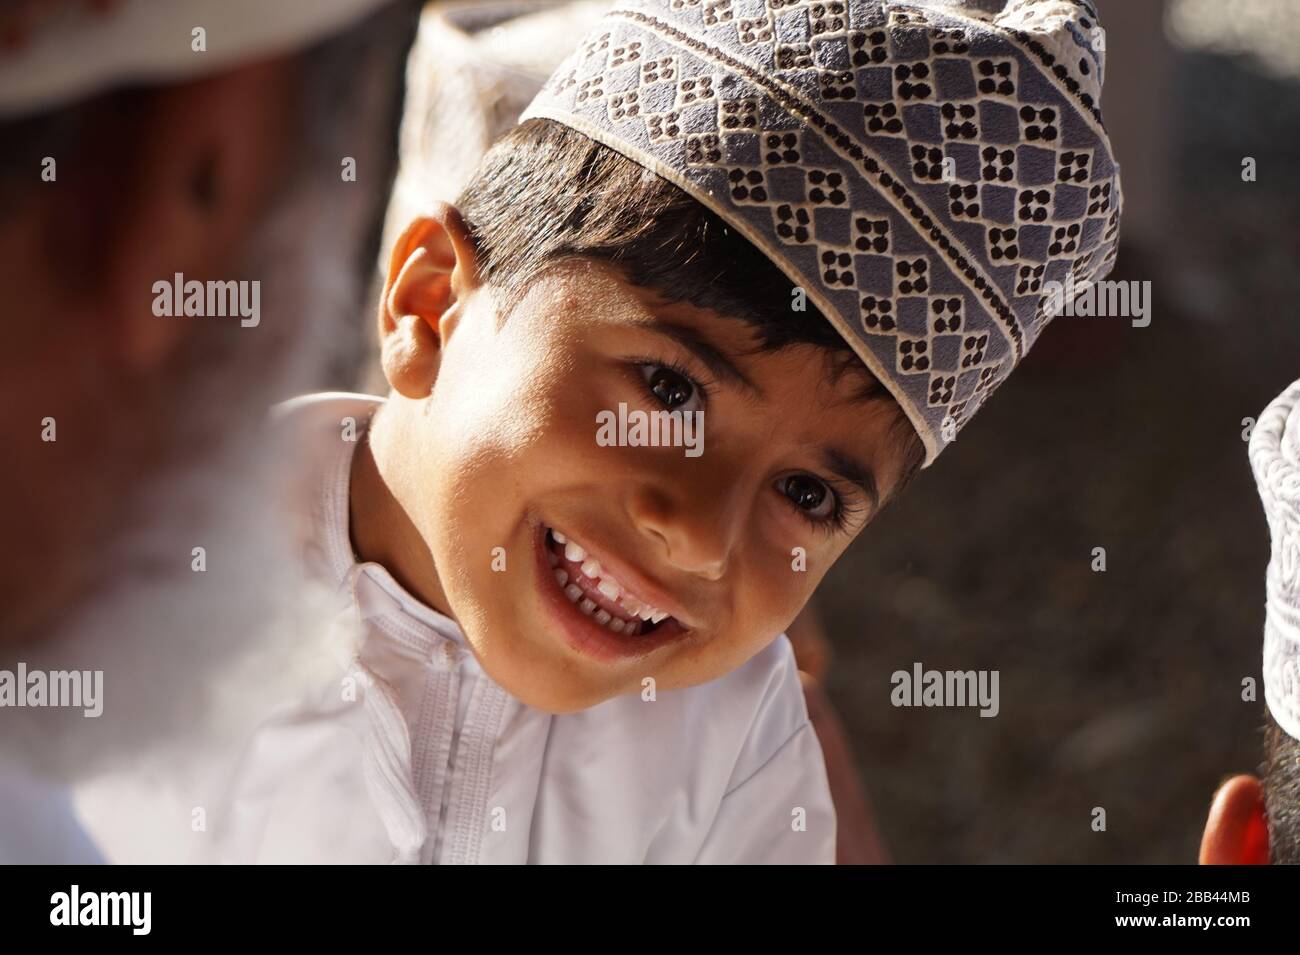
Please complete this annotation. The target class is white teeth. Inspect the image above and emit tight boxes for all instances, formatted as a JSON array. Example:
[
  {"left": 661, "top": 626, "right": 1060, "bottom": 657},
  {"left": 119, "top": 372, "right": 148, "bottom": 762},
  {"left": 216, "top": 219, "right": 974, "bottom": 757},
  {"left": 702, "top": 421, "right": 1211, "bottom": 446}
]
[
  {"left": 547, "top": 550, "right": 558, "bottom": 567},
  {"left": 553, "top": 531, "right": 673, "bottom": 631}
]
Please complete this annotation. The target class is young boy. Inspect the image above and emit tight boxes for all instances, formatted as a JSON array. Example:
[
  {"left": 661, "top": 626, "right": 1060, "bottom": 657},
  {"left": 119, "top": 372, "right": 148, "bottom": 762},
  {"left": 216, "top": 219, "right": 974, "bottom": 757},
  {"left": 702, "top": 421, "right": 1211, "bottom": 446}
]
[{"left": 215, "top": 0, "right": 1120, "bottom": 863}]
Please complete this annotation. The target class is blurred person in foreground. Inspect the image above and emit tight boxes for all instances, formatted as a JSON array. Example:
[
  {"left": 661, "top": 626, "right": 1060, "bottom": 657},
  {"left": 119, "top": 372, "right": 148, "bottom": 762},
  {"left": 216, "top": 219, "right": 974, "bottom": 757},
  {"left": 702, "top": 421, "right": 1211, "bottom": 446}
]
[
  {"left": 1200, "top": 377, "right": 1300, "bottom": 865},
  {"left": 0, "top": 0, "right": 417, "bottom": 862}
]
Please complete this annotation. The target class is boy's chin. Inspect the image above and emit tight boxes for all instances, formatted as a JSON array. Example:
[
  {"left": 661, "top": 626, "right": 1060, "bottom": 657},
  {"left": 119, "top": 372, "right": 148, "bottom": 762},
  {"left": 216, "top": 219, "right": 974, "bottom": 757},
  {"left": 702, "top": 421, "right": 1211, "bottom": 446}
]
[
  {"left": 478, "top": 648, "right": 622, "bottom": 714},
  {"left": 452, "top": 609, "right": 616, "bottom": 715},
  {"left": 453, "top": 521, "right": 702, "bottom": 712},
  {"left": 465, "top": 614, "right": 647, "bottom": 714}
]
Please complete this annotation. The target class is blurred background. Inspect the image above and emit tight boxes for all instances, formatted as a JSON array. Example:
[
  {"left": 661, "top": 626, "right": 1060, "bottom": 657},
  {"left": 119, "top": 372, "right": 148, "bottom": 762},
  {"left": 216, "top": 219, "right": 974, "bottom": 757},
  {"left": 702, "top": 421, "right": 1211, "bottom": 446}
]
[{"left": 2, "top": 0, "right": 1297, "bottom": 863}]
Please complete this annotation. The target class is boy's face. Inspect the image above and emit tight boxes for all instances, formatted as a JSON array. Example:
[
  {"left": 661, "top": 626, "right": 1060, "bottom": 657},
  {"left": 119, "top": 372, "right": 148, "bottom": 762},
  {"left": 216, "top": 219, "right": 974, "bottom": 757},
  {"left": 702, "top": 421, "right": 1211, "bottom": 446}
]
[{"left": 366, "top": 210, "right": 913, "bottom": 713}]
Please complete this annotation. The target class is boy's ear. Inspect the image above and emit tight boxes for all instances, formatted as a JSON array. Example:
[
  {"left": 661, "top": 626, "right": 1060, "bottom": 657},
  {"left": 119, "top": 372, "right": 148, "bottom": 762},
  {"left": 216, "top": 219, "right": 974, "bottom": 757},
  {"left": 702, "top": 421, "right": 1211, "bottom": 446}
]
[
  {"left": 378, "top": 202, "right": 481, "bottom": 399},
  {"left": 1199, "top": 774, "right": 1270, "bottom": 864}
]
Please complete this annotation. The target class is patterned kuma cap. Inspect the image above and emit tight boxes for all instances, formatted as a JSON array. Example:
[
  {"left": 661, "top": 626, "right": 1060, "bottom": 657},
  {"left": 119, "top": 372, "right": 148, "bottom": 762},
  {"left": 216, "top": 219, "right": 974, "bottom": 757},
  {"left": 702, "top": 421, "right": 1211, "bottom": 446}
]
[{"left": 522, "top": 0, "right": 1122, "bottom": 466}]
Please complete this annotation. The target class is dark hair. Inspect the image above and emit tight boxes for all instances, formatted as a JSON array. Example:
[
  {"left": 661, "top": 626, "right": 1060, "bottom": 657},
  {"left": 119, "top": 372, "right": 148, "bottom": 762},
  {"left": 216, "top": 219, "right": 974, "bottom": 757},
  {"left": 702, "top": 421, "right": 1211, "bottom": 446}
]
[
  {"left": 1262, "top": 709, "right": 1300, "bottom": 863},
  {"left": 456, "top": 118, "right": 926, "bottom": 497}
]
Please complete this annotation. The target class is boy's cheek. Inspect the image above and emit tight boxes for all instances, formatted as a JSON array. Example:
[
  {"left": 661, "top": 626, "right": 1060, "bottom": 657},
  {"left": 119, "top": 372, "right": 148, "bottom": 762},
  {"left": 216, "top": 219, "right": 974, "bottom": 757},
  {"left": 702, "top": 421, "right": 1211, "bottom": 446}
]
[
  {"left": 727, "top": 553, "right": 820, "bottom": 644},
  {"left": 755, "top": 537, "right": 853, "bottom": 634}
]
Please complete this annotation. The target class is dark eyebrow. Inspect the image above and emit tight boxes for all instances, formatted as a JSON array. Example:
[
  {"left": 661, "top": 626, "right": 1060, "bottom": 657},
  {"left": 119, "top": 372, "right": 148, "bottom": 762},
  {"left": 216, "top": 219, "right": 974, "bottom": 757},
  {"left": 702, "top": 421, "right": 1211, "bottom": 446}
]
[
  {"left": 628, "top": 318, "right": 763, "bottom": 398},
  {"left": 822, "top": 447, "right": 880, "bottom": 513}
]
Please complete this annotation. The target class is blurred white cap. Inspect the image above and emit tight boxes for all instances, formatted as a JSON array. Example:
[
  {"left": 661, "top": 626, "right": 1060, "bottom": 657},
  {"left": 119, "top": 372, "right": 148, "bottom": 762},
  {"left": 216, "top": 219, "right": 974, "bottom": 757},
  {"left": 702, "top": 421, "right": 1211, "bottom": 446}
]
[
  {"left": 381, "top": 0, "right": 609, "bottom": 260},
  {"left": 0, "top": 0, "right": 395, "bottom": 118}
]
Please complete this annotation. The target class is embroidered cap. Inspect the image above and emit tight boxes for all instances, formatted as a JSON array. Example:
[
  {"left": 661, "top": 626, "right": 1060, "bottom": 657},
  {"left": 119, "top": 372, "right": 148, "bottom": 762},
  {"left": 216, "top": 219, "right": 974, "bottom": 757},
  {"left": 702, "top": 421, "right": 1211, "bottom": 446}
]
[
  {"left": 522, "top": 0, "right": 1122, "bottom": 465},
  {"left": 1250, "top": 378, "right": 1300, "bottom": 742}
]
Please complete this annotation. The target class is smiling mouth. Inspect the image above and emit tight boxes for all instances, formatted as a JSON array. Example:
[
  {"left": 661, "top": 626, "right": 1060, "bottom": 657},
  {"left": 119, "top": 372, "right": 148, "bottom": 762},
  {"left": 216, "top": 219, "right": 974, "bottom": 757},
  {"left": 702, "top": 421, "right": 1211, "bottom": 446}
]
[{"left": 542, "top": 527, "right": 679, "bottom": 637}]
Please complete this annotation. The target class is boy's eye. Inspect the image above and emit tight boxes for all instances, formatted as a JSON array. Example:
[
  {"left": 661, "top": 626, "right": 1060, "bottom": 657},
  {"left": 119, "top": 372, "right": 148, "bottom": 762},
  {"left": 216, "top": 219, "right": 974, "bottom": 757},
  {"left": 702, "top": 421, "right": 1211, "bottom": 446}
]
[
  {"left": 639, "top": 363, "right": 702, "bottom": 413},
  {"left": 776, "top": 474, "right": 837, "bottom": 522}
]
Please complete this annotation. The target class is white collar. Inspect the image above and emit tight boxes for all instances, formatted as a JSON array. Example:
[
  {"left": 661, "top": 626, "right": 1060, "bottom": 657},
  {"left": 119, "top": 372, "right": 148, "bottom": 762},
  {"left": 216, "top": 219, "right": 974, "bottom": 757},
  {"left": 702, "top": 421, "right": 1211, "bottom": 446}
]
[{"left": 277, "top": 392, "right": 470, "bottom": 656}]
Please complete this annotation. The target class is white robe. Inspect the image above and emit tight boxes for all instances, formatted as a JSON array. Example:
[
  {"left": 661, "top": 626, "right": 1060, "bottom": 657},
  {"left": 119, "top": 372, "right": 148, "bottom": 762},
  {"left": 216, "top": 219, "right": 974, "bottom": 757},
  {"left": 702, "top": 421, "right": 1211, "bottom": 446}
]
[{"left": 213, "top": 393, "right": 836, "bottom": 864}]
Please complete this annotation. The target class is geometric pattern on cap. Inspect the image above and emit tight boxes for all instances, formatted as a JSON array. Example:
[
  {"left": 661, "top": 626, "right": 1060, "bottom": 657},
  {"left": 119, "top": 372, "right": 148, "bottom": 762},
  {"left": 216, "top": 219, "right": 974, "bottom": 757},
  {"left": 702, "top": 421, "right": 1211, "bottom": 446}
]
[{"left": 523, "top": 0, "right": 1122, "bottom": 465}]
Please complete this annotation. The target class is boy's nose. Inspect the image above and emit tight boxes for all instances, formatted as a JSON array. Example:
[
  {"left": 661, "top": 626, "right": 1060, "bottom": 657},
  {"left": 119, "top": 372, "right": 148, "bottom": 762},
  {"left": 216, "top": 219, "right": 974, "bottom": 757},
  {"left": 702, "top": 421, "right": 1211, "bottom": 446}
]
[{"left": 626, "top": 479, "right": 744, "bottom": 582}]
